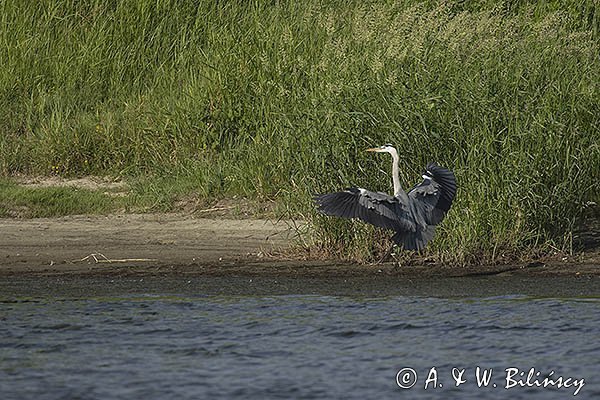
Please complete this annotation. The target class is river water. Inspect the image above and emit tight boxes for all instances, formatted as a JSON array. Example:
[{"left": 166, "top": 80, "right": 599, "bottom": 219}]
[{"left": 1, "top": 275, "right": 599, "bottom": 399}]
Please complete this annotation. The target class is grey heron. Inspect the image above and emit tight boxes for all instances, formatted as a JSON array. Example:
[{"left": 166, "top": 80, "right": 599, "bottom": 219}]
[{"left": 314, "top": 144, "right": 457, "bottom": 251}]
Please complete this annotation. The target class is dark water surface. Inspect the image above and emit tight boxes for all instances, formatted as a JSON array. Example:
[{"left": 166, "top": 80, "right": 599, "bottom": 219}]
[{"left": 1, "top": 275, "right": 599, "bottom": 399}]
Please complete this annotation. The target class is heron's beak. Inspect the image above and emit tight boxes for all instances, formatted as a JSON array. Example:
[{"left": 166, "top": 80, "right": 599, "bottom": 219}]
[{"left": 366, "top": 148, "right": 381, "bottom": 152}]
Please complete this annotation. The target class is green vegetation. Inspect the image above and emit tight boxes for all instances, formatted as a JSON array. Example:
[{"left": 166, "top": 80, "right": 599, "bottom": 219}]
[
  {"left": 0, "top": 179, "right": 123, "bottom": 218},
  {"left": 0, "top": 177, "right": 269, "bottom": 218},
  {"left": 1, "top": 0, "right": 598, "bottom": 263}
]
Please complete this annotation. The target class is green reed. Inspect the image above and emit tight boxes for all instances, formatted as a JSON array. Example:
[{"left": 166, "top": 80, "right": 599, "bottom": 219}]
[{"left": 1, "top": 0, "right": 598, "bottom": 263}]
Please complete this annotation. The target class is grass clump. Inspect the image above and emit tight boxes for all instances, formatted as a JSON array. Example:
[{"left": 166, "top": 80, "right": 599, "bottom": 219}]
[
  {"left": 0, "top": 0, "right": 598, "bottom": 263},
  {"left": 0, "top": 179, "right": 123, "bottom": 218}
]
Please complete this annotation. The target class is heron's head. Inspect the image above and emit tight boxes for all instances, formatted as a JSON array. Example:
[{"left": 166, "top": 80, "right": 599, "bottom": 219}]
[{"left": 366, "top": 144, "right": 396, "bottom": 154}]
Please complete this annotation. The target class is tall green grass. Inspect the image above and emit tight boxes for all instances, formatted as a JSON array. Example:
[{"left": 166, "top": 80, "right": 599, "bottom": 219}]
[{"left": 1, "top": 0, "right": 598, "bottom": 263}]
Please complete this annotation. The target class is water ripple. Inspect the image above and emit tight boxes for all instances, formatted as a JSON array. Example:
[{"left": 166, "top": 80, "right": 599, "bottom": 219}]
[{"left": 0, "top": 295, "right": 598, "bottom": 400}]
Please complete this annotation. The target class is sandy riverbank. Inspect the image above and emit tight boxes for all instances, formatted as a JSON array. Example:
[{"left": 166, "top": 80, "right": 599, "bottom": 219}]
[{"left": 1, "top": 214, "right": 599, "bottom": 279}]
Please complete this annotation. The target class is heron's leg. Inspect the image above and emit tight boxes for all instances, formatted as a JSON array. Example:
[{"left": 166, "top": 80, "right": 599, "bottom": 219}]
[{"left": 374, "top": 244, "right": 395, "bottom": 265}]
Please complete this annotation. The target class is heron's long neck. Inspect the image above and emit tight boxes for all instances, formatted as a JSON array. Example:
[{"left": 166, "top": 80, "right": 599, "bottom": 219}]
[{"left": 390, "top": 150, "right": 407, "bottom": 201}]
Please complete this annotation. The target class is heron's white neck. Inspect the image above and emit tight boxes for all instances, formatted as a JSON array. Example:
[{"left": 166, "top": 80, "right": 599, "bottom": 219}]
[{"left": 389, "top": 148, "right": 407, "bottom": 201}]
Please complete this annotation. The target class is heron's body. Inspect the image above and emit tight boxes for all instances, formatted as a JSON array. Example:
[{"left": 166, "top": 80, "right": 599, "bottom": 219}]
[{"left": 314, "top": 145, "right": 456, "bottom": 251}]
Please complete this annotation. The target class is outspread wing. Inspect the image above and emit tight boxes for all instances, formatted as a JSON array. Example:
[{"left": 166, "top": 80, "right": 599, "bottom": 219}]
[
  {"left": 314, "top": 188, "right": 414, "bottom": 232},
  {"left": 408, "top": 163, "right": 457, "bottom": 226}
]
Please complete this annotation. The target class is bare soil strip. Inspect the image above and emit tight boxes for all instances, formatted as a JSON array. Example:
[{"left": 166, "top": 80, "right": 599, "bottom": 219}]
[
  {"left": 0, "top": 214, "right": 598, "bottom": 278},
  {"left": 0, "top": 214, "right": 290, "bottom": 275}
]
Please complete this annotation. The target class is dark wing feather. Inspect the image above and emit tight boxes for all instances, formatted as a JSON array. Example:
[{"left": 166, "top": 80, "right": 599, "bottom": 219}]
[
  {"left": 314, "top": 188, "right": 414, "bottom": 232},
  {"left": 392, "top": 224, "right": 436, "bottom": 251},
  {"left": 408, "top": 163, "right": 457, "bottom": 226}
]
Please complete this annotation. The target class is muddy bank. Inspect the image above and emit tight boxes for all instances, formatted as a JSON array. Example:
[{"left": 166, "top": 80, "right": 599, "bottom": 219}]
[
  {"left": 0, "top": 214, "right": 599, "bottom": 280},
  {"left": 1, "top": 274, "right": 598, "bottom": 298},
  {"left": 0, "top": 214, "right": 291, "bottom": 274}
]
